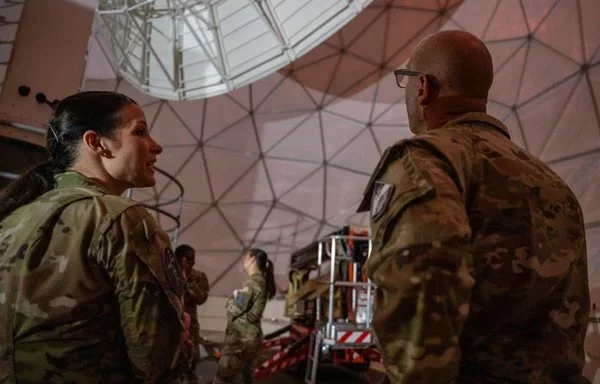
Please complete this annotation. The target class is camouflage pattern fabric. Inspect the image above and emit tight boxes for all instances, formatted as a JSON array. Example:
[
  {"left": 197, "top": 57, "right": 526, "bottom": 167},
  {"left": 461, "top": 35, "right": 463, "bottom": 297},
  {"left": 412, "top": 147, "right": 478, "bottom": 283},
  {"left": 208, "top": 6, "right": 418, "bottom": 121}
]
[
  {"left": 0, "top": 171, "right": 187, "bottom": 383},
  {"left": 183, "top": 268, "right": 209, "bottom": 383},
  {"left": 214, "top": 273, "right": 267, "bottom": 384},
  {"left": 358, "top": 112, "right": 590, "bottom": 384},
  {"left": 213, "top": 348, "right": 259, "bottom": 384},
  {"left": 185, "top": 268, "right": 210, "bottom": 344}
]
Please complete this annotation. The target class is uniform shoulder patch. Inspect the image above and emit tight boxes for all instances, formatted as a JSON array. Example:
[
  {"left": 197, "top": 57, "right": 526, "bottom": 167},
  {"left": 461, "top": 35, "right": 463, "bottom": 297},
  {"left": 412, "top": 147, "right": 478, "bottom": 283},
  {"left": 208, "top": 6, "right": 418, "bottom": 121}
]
[
  {"left": 162, "top": 247, "right": 184, "bottom": 296},
  {"left": 371, "top": 181, "right": 394, "bottom": 221},
  {"left": 234, "top": 291, "right": 250, "bottom": 307},
  {"left": 357, "top": 142, "right": 406, "bottom": 213}
]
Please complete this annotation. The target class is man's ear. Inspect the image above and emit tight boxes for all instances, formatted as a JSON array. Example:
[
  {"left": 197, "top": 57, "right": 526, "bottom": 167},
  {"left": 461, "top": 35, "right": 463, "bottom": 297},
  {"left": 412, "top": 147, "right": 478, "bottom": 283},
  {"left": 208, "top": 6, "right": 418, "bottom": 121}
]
[
  {"left": 417, "top": 75, "right": 438, "bottom": 106},
  {"left": 82, "top": 130, "right": 111, "bottom": 157}
]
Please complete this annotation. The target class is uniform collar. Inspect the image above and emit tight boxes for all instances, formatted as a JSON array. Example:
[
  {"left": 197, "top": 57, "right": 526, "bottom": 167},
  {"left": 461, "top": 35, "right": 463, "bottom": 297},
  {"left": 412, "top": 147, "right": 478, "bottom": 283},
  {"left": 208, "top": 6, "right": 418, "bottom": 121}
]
[
  {"left": 54, "top": 171, "right": 108, "bottom": 194},
  {"left": 250, "top": 272, "right": 265, "bottom": 281},
  {"left": 439, "top": 112, "right": 511, "bottom": 139}
]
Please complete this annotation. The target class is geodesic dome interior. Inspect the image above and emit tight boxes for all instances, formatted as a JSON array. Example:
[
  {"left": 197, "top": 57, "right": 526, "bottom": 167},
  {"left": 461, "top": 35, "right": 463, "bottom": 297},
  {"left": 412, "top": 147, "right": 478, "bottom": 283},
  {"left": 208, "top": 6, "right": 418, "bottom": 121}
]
[{"left": 81, "top": 0, "right": 600, "bottom": 304}]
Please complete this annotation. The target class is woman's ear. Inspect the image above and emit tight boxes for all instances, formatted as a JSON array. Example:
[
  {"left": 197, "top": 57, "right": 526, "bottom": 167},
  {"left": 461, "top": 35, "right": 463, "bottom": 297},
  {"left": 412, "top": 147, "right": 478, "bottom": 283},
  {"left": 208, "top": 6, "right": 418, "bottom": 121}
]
[
  {"left": 81, "top": 130, "right": 103, "bottom": 155},
  {"left": 82, "top": 130, "right": 114, "bottom": 158}
]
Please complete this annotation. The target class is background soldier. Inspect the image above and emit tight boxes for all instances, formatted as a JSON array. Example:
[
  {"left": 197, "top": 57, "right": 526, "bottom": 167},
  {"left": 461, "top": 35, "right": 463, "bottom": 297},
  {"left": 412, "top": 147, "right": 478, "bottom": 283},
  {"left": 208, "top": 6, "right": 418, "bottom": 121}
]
[
  {"left": 213, "top": 248, "right": 276, "bottom": 384},
  {"left": 176, "top": 244, "right": 210, "bottom": 384}
]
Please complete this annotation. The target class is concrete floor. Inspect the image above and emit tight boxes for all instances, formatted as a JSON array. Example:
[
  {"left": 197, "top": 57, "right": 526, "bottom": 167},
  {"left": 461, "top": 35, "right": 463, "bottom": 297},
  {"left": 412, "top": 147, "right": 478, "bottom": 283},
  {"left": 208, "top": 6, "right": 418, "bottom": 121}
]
[
  {"left": 194, "top": 331, "right": 386, "bottom": 384},
  {"left": 194, "top": 358, "right": 385, "bottom": 384}
]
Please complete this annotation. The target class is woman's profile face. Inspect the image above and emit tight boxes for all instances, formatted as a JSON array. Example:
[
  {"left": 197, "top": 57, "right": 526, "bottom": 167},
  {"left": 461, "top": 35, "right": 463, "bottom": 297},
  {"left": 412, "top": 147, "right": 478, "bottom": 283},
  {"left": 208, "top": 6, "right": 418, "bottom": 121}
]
[
  {"left": 100, "top": 103, "right": 163, "bottom": 189},
  {"left": 243, "top": 253, "right": 256, "bottom": 273}
]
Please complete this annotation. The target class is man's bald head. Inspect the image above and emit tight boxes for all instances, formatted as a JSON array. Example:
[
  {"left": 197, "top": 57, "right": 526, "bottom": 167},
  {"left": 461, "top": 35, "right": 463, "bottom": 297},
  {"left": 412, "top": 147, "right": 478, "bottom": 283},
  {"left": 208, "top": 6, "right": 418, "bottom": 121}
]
[{"left": 409, "top": 30, "right": 493, "bottom": 99}]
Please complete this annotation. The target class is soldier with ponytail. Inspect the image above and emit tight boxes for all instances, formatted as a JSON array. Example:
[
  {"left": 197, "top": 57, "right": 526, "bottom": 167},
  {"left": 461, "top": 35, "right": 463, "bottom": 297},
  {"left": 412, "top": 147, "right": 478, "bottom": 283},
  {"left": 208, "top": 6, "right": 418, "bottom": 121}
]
[
  {"left": 214, "top": 248, "right": 277, "bottom": 384},
  {"left": 0, "top": 91, "right": 191, "bottom": 382}
]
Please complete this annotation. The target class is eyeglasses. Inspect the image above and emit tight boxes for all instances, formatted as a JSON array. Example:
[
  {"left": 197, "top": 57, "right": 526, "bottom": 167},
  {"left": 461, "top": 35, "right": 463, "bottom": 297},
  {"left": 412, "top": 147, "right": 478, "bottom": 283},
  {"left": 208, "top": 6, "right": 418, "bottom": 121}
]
[{"left": 393, "top": 68, "right": 439, "bottom": 89}]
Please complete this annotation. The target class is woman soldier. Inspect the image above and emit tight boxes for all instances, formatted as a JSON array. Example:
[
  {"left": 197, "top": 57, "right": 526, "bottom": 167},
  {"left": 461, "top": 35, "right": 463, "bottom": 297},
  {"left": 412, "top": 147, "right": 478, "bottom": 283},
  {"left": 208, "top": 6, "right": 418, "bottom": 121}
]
[
  {"left": 0, "top": 91, "right": 191, "bottom": 383},
  {"left": 214, "top": 248, "right": 276, "bottom": 384}
]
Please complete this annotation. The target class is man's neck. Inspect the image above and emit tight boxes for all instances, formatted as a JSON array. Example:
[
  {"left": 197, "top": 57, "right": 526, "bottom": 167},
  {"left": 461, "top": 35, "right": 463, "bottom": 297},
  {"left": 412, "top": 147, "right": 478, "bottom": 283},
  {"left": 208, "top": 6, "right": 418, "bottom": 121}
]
[{"left": 425, "top": 96, "right": 487, "bottom": 130}]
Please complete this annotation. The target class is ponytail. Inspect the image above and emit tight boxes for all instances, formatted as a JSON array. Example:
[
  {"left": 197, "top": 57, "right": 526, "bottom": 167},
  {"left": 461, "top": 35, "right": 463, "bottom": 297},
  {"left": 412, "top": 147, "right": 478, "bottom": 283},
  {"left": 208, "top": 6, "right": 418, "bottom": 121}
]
[
  {"left": 0, "top": 160, "right": 58, "bottom": 221},
  {"left": 250, "top": 248, "right": 277, "bottom": 300},
  {"left": 263, "top": 259, "right": 276, "bottom": 300}
]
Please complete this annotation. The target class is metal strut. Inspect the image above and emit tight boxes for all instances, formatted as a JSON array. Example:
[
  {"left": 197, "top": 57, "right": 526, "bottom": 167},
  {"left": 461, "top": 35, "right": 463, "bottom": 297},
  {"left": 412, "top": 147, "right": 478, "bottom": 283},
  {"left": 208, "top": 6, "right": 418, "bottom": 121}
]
[{"left": 304, "top": 329, "right": 323, "bottom": 384}]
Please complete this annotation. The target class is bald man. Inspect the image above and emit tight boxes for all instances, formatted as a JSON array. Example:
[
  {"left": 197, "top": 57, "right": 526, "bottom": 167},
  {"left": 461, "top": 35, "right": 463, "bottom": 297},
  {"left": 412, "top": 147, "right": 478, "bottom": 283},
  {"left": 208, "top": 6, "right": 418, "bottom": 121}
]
[{"left": 358, "top": 30, "right": 590, "bottom": 383}]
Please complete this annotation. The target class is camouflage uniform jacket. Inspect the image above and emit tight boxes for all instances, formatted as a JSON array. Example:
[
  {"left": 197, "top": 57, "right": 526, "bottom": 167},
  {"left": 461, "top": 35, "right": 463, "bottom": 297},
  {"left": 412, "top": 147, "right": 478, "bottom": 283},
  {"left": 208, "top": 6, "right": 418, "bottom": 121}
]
[
  {"left": 223, "top": 273, "right": 267, "bottom": 353},
  {"left": 184, "top": 268, "right": 209, "bottom": 343},
  {"left": 358, "top": 112, "right": 590, "bottom": 383},
  {"left": 0, "top": 171, "right": 188, "bottom": 383}
]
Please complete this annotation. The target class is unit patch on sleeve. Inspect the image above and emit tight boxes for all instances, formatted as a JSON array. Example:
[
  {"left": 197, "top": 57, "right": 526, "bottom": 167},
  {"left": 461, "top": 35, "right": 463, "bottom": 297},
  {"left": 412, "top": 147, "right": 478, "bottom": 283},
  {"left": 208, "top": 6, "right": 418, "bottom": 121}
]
[{"left": 371, "top": 181, "right": 394, "bottom": 222}]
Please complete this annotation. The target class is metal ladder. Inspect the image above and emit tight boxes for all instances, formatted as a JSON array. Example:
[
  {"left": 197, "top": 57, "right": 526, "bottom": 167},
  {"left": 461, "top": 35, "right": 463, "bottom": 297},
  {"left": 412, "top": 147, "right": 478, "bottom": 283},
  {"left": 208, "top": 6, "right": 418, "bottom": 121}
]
[{"left": 304, "top": 329, "right": 323, "bottom": 384}]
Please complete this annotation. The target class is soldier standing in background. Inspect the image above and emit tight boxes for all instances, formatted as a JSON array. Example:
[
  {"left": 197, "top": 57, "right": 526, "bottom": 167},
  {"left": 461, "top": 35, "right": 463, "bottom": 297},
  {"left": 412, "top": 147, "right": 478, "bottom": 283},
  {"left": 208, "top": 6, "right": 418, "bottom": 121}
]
[
  {"left": 213, "top": 248, "right": 276, "bottom": 384},
  {"left": 358, "top": 30, "right": 590, "bottom": 383},
  {"left": 176, "top": 244, "right": 210, "bottom": 384},
  {"left": 0, "top": 91, "right": 191, "bottom": 383}
]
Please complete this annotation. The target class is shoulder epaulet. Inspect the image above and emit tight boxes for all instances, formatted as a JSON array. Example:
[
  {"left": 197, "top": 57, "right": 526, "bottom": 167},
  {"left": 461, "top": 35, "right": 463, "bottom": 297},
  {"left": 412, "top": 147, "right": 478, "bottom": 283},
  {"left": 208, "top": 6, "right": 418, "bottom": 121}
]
[
  {"left": 93, "top": 194, "right": 141, "bottom": 237},
  {"left": 41, "top": 186, "right": 141, "bottom": 240},
  {"left": 31, "top": 186, "right": 108, "bottom": 225}
]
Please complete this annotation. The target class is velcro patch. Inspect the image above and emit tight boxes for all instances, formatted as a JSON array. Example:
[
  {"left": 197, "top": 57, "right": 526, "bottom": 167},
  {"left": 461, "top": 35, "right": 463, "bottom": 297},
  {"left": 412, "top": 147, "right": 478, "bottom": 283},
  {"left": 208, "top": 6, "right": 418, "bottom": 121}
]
[
  {"left": 371, "top": 181, "right": 394, "bottom": 222},
  {"left": 234, "top": 292, "right": 250, "bottom": 308}
]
